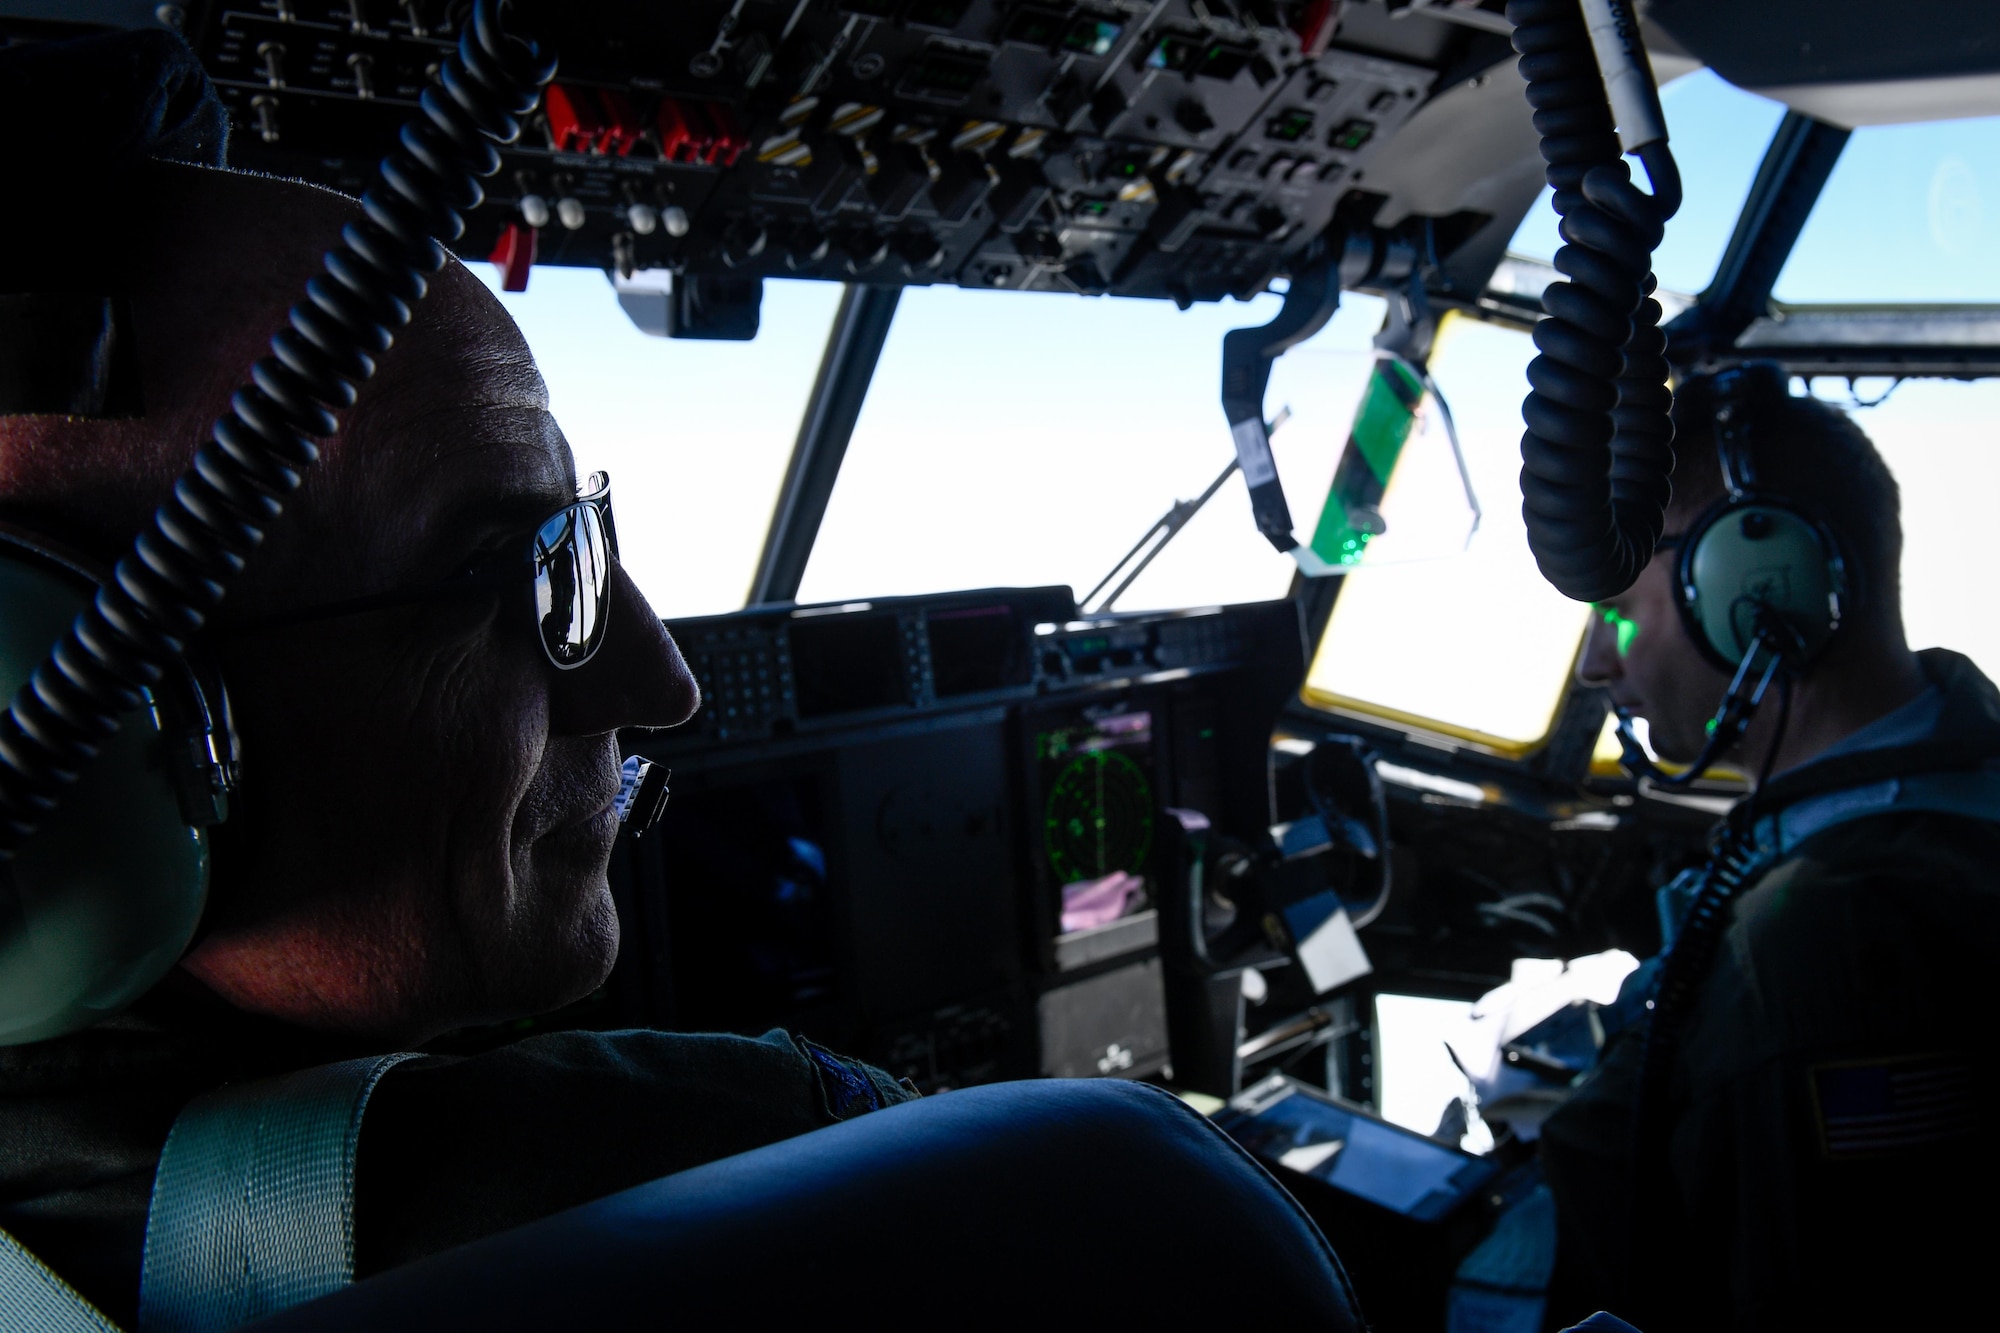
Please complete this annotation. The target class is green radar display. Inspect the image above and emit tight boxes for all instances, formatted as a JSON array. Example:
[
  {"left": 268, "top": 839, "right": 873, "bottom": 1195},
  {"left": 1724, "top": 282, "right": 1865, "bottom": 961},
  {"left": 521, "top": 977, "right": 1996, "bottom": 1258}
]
[{"left": 1043, "top": 744, "right": 1155, "bottom": 885}]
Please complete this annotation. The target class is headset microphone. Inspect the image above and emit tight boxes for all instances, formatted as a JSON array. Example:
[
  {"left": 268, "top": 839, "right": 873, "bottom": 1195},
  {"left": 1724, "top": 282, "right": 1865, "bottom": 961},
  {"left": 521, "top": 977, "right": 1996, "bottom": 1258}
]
[{"left": 1615, "top": 362, "right": 1849, "bottom": 788}]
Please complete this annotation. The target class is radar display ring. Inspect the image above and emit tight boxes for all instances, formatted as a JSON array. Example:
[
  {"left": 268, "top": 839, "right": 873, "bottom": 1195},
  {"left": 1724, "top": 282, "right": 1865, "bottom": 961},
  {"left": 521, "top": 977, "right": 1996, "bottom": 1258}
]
[{"left": 1043, "top": 748, "right": 1154, "bottom": 885}]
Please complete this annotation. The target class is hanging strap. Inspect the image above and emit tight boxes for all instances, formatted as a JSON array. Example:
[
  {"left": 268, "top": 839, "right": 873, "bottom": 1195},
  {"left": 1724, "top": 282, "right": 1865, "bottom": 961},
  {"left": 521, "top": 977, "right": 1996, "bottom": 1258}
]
[
  {"left": 138, "top": 1052, "right": 419, "bottom": 1333},
  {"left": 0, "top": 1226, "right": 121, "bottom": 1333}
]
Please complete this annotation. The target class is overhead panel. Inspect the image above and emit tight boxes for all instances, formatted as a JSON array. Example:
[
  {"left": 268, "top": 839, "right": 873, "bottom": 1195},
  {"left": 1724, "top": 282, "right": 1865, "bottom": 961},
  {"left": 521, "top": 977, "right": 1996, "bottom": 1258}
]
[{"left": 124, "top": 0, "right": 1519, "bottom": 305}]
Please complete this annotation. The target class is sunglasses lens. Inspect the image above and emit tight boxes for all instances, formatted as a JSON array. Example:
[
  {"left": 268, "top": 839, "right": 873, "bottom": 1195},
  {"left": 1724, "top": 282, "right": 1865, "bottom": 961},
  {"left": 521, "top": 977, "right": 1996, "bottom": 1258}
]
[{"left": 534, "top": 501, "right": 611, "bottom": 667}]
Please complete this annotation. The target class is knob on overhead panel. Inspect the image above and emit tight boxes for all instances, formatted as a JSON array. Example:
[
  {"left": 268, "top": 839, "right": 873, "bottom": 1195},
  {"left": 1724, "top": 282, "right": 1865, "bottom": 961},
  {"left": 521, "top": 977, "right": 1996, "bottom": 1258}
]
[
  {"left": 512, "top": 170, "right": 549, "bottom": 228},
  {"left": 896, "top": 231, "right": 945, "bottom": 273},
  {"left": 250, "top": 94, "right": 280, "bottom": 143},
  {"left": 842, "top": 232, "right": 891, "bottom": 274},
  {"left": 1018, "top": 228, "right": 1062, "bottom": 261},
  {"left": 786, "top": 223, "right": 831, "bottom": 271},
  {"left": 1173, "top": 97, "right": 1214, "bottom": 134},
  {"left": 719, "top": 218, "right": 768, "bottom": 268},
  {"left": 346, "top": 51, "right": 375, "bottom": 99}
]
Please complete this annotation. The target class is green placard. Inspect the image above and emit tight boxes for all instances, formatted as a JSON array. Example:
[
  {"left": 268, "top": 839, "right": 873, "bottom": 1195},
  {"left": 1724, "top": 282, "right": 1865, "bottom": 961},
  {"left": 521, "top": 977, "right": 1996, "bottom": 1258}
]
[{"left": 1309, "top": 358, "right": 1424, "bottom": 567}]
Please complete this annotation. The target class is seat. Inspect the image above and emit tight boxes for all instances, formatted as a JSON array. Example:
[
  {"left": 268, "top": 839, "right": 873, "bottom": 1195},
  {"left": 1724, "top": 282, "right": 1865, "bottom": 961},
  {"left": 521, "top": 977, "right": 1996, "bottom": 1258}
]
[{"left": 243, "top": 1077, "right": 1366, "bottom": 1329}]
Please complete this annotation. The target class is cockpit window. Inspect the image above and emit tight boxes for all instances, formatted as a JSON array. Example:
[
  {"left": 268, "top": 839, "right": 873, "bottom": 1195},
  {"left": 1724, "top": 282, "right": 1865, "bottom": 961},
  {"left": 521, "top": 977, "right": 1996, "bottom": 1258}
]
[
  {"left": 479, "top": 269, "right": 843, "bottom": 618},
  {"left": 1507, "top": 69, "right": 1789, "bottom": 300},
  {"left": 1301, "top": 314, "right": 1592, "bottom": 754},
  {"left": 1823, "top": 375, "right": 2000, "bottom": 673},
  {"left": 797, "top": 284, "right": 1386, "bottom": 612},
  {"left": 1773, "top": 116, "right": 2000, "bottom": 304}
]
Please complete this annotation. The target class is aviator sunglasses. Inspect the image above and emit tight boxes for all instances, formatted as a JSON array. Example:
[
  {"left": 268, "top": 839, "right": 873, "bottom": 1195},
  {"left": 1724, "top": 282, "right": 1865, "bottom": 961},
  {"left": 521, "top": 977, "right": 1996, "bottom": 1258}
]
[{"left": 226, "top": 472, "right": 619, "bottom": 670}]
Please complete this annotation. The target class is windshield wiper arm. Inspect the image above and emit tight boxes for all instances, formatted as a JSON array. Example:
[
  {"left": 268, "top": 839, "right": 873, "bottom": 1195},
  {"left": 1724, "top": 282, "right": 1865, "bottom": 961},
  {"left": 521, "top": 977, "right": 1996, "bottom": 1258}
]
[{"left": 1083, "top": 406, "right": 1290, "bottom": 614}]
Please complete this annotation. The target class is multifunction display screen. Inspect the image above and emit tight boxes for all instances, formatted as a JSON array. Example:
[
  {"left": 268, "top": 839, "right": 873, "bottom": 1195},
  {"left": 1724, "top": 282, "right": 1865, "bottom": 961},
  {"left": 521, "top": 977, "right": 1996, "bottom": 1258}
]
[
  {"left": 927, "top": 603, "right": 1031, "bottom": 699},
  {"left": 788, "top": 612, "right": 906, "bottom": 719},
  {"left": 1035, "top": 709, "right": 1156, "bottom": 934}
]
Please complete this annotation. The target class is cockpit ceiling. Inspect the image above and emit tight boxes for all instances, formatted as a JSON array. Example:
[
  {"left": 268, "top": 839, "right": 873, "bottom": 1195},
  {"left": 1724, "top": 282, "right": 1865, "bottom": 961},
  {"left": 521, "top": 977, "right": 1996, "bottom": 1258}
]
[
  {"left": 6, "top": 0, "right": 1996, "bottom": 341},
  {"left": 5, "top": 0, "right": 1541, "bottom": 303},
  {"left": 1648, "top": 0, "right": 2000, "bottom": 105},
  {"left": 1647, "top": 0, "right": 2000, "bottom": 124}
]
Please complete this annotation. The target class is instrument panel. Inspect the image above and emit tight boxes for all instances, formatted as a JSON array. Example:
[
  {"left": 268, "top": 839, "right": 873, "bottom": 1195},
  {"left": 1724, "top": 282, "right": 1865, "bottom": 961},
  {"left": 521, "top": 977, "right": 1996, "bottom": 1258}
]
[
  {"left": 611, "top": 586, "right": 1308, "bottom": 1090},
  {"left": 661, "top": 585, "right": 1258, "bottom": 744}
]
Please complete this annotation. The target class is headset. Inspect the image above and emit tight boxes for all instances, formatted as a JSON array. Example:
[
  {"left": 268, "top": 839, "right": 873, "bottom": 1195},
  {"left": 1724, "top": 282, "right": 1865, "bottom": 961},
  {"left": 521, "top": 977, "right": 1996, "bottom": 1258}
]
[
  {"left": 0, "top": 526, "right": 237, "bottom": 1043},
  {"left": 1614, "top": 362, "right": 1850, "bottom": 787},
  {"left": 0, "top": 32, "right": 243, "bottom": 1044}
]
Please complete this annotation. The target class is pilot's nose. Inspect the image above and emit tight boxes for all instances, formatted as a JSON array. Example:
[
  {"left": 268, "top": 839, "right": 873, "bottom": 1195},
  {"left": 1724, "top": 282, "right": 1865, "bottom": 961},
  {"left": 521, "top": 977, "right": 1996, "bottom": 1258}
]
[
  {"left": 1576, "top": 613, "right": 1622, "bottom": 688},
  {"left": 549, "top": 563, "right": 699, "bottom": 736}
]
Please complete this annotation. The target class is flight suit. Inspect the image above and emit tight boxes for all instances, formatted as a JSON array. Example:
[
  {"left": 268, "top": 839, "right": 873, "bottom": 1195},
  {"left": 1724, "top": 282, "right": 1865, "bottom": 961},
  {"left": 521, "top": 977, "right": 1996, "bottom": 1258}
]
[
  {"left": 1542, "top": 649, "right": 2000, "bottom": 1330},
  {"left": 0, "top": 974, "right": 915, "bottom": 1326}
]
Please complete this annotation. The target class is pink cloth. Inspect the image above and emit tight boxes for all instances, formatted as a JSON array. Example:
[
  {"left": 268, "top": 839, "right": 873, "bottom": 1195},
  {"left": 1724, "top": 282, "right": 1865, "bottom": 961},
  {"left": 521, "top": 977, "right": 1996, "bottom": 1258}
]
[{"left": 1061, "top": 871, "right": 1145, "bottom": 933}]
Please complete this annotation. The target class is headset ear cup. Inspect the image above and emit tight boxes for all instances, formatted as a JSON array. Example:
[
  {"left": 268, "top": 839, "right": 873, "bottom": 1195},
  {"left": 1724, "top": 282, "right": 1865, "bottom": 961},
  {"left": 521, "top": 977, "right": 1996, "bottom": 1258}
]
[
  {"left": 1674, "top": 501, "right": 1728, "bottom": 669},
  {"left": 0, "top": 530, "right": 212, "bottom": 1043},
  {"left": 1678, "top": 495, "right": 1847, "bottom": 672}
]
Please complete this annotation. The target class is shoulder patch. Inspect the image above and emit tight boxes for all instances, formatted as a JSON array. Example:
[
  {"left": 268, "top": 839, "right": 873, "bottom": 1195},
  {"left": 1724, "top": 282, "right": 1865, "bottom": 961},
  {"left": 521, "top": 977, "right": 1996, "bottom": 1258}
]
[
  {"left": 1810, "top": 1053, "right": 1977, "bottom": 1159},
  {"left": 797, "top": 1036, "right": 887, "bottom": 1122}
]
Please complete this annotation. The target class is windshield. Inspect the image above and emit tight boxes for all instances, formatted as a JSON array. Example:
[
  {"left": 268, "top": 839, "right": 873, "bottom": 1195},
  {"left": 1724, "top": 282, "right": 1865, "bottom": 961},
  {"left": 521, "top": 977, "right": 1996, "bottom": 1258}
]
[
  {"left": 1507, "top": 69, "right": 1789, "bottom": 299},
  {"left": 478, "top": 269, "right": 842, "bottom": 619},
  {"left": 1301, "top": 315, "right": 1591, "bottom": 752},
  {"left": 483, "top": 97, "right": 2000, "bottom": 681},
  {"left": 1774, "top": 116, "right": 2000, "bottom": 304},
  {"left": 1812, "top": 376, "right": 2000, "bottom": 675},
  {"left": 798, "top": 285, "right": 1386, "bottom": 611}
]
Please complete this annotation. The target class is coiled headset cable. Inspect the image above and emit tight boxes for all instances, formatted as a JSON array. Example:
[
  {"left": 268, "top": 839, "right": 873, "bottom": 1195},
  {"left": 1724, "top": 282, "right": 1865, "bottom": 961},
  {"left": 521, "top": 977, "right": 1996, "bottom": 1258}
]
[
  {"left": 1619, "top": 820, "right": 1763, "bottom": 1312},
  {"left": 0, "top": 1, "right": 555, "bottom": 859},
  {"left": 1625, "top": 671, "right": 1792, "bottom": 1314},
  {"left": 1507, "top": 0, "right": 1682, "bottom": 602}
]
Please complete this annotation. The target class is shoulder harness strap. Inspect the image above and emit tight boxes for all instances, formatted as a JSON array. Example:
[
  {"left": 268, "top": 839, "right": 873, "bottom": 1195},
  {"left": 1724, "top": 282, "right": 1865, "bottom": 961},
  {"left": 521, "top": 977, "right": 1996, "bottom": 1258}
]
[
  {"left": 1759, "top": 764, "right": 2000, "bottom": 857},
  {"left": 137, "top": 1052, "right": 419, "bottom": 1333},
  {"left": 0, "top": 1226, "right": 121, "bottom": 1333}
]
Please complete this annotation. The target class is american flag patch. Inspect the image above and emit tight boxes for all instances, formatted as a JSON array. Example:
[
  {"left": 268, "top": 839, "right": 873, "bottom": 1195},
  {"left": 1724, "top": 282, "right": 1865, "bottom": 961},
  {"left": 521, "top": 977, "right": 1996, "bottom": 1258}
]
[{"left": 1810, "top": 1055, "right": 1978, "bottom": 1158}]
